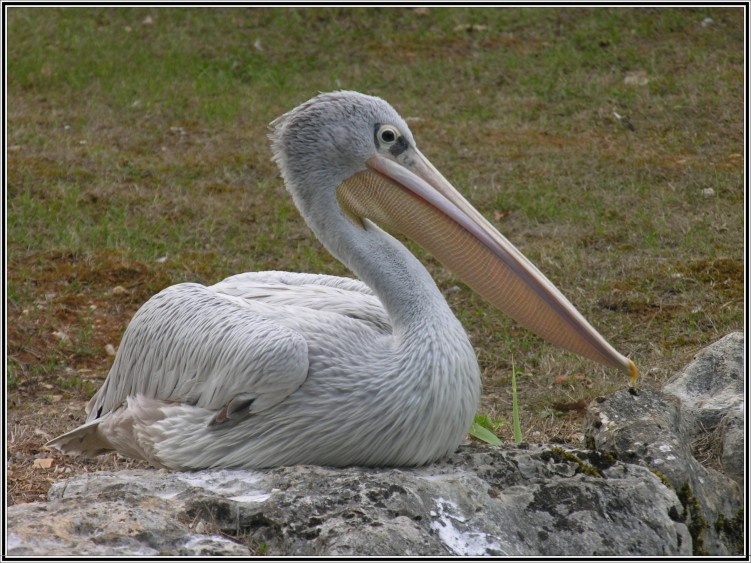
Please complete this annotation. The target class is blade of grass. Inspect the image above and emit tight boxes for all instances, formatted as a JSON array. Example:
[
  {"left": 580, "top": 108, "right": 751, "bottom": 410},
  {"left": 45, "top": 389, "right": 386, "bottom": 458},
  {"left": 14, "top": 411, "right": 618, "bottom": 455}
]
[
  {"left": 512, "top": 358, "right": 523, "bottom": 444},
  {"left": 469, "top": 418, "right": 503, "bottom": 446}
]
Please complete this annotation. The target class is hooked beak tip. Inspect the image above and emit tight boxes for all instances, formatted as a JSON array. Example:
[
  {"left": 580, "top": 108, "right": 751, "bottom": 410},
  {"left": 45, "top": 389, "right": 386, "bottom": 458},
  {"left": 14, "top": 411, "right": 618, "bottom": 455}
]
[{"left": 627, "top": 358, "right": 639, "bottom": 385}]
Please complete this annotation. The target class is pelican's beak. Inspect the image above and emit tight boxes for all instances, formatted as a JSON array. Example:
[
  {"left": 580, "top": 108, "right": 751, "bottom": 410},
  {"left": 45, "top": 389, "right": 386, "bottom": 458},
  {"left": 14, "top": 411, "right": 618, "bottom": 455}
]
[{"left": 337, "top": 151, "right": 638, "bottom": 383}]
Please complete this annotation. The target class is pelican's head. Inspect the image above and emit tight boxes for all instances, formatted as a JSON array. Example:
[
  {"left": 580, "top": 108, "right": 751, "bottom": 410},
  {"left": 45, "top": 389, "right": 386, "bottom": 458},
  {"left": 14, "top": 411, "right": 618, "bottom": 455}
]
[
  {"left": 269, "top": 91, "right": 416, "bottom": 215},
  {"left": 270, "top": 91, "right": 637, "bottom": 382}
]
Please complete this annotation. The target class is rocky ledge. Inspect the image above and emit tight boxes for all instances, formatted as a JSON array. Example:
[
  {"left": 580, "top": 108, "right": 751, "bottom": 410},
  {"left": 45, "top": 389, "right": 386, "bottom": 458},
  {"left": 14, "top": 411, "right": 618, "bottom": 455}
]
[{"left": 7, "top": 332, "right": 744, "bottom": 556}]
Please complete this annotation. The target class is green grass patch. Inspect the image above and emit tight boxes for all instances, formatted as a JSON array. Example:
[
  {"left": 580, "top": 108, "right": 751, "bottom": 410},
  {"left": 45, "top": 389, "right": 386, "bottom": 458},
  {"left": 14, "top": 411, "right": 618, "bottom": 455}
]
[{"left": 470, "top": 413, "right": 506, "bottom": 445}]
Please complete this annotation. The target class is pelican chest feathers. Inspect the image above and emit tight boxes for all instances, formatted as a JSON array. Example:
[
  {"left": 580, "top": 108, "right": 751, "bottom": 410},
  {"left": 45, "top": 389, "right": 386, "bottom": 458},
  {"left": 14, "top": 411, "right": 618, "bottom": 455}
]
[{"left": 48, "top": 91, "right": 637, "bottom": 470}]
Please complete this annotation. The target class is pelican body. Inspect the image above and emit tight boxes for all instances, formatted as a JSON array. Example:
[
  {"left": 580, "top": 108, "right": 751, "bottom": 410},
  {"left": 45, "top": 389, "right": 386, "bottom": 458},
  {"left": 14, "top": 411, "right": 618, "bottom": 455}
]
[{"left": 49, "top": 91, "right": 636, "bottom": 469}]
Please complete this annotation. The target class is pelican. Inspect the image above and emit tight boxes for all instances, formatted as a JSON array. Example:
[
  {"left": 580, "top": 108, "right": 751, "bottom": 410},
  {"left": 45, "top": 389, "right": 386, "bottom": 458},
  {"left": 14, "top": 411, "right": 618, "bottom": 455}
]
[{"left": 48, "top": 91, "right": 637, "bottom": 470}]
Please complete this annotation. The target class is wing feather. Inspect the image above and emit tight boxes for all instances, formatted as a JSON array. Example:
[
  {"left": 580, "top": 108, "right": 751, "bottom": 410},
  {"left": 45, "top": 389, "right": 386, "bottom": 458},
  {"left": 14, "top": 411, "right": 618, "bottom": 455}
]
[
  {"left": 211, "top": 271, "right": 391, "bottom": 334},
  {"left": 87, "top": 283, "right": 309, "bottom": 422}
]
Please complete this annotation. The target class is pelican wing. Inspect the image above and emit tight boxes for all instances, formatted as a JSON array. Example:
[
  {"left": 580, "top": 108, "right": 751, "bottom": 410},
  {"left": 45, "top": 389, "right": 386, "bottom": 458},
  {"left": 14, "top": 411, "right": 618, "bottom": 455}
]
[
  {"left": 211, "top": 271, "right": 392, "bottom": 334},
  {"left": 214, "top": 270, "right": 377, "bottom": 294},
  {"left": 86, "top": 282, "right": 310, "bottom": 422},
  {"left": 49, "top": 272, "right": 395, "bottom": 459}
]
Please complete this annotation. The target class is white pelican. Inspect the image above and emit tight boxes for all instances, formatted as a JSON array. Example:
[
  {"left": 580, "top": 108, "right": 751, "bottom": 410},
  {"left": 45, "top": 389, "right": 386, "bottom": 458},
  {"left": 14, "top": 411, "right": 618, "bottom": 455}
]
[{"left": 48, "top": 91, "right": 637, "bottom": 469}]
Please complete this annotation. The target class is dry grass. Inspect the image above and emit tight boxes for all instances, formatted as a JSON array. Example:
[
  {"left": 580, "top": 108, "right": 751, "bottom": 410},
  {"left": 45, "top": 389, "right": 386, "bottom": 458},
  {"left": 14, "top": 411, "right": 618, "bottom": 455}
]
[{"left": 6, "top": 7, "right": 745, "bottom": 505}]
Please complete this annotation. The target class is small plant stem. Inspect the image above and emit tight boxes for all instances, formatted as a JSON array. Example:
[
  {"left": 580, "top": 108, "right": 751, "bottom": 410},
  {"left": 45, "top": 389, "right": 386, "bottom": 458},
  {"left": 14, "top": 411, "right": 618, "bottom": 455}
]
[{"left": 512, "top": 357, "right": 522, "bottom": 444}]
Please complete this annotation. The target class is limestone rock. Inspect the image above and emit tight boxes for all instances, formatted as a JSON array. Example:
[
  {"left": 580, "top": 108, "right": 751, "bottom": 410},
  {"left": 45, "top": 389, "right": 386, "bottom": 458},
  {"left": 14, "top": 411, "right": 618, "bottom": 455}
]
[
  {"left": 7, "top": 445, "right": 690, "bottom": 556},
  {"left": 6, "top": 495, "right": 252, "bottom": 556},
  {"left": 586, "top": 332, "right": 745, "bottom": 555},
  {"left": 719, "top": 408, "right": 744, "bottom": 485},
  {"left": 664, "top": 331, "right": 745, "bottom": 486},
  {"left": 663, "top": 332, "right": 743, "bottom": 415}
]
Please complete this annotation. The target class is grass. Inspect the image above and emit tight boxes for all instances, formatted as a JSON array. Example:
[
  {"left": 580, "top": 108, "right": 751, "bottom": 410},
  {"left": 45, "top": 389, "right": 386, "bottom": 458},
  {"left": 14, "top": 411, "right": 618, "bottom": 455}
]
[
  {"left": 511, "top": 360, "right": 523, "bottom": 444},
  {"left": 6, "top": 7, "right": 745, "bottom": 504},
  {"left": 470, "top": 414, "right": 506, "bottom": 446}
]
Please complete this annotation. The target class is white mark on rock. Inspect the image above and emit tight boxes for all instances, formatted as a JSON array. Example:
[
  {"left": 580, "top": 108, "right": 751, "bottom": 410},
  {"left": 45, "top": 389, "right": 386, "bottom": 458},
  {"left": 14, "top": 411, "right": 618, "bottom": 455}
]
[
  {"left": 176, "top": 469, "right": 269, "bottom": 503},
  {"left": 430, "top": 497, "right": 507, "bottom": 556},
  {"left": 419, "top": 472, "right": 467, "bottom": 482},
  {"left": 183, "top": 534, "right": 246, "bottom": 549}
]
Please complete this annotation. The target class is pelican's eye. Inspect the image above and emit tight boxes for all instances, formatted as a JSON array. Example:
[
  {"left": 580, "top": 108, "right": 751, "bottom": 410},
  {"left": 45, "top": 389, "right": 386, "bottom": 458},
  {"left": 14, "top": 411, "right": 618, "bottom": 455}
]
[
  {"left": 375, "top": 124, "right": 409, "bottom": 156},
  {"left": 376, "top": 125, "right": 399, "bottom": 146}
]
